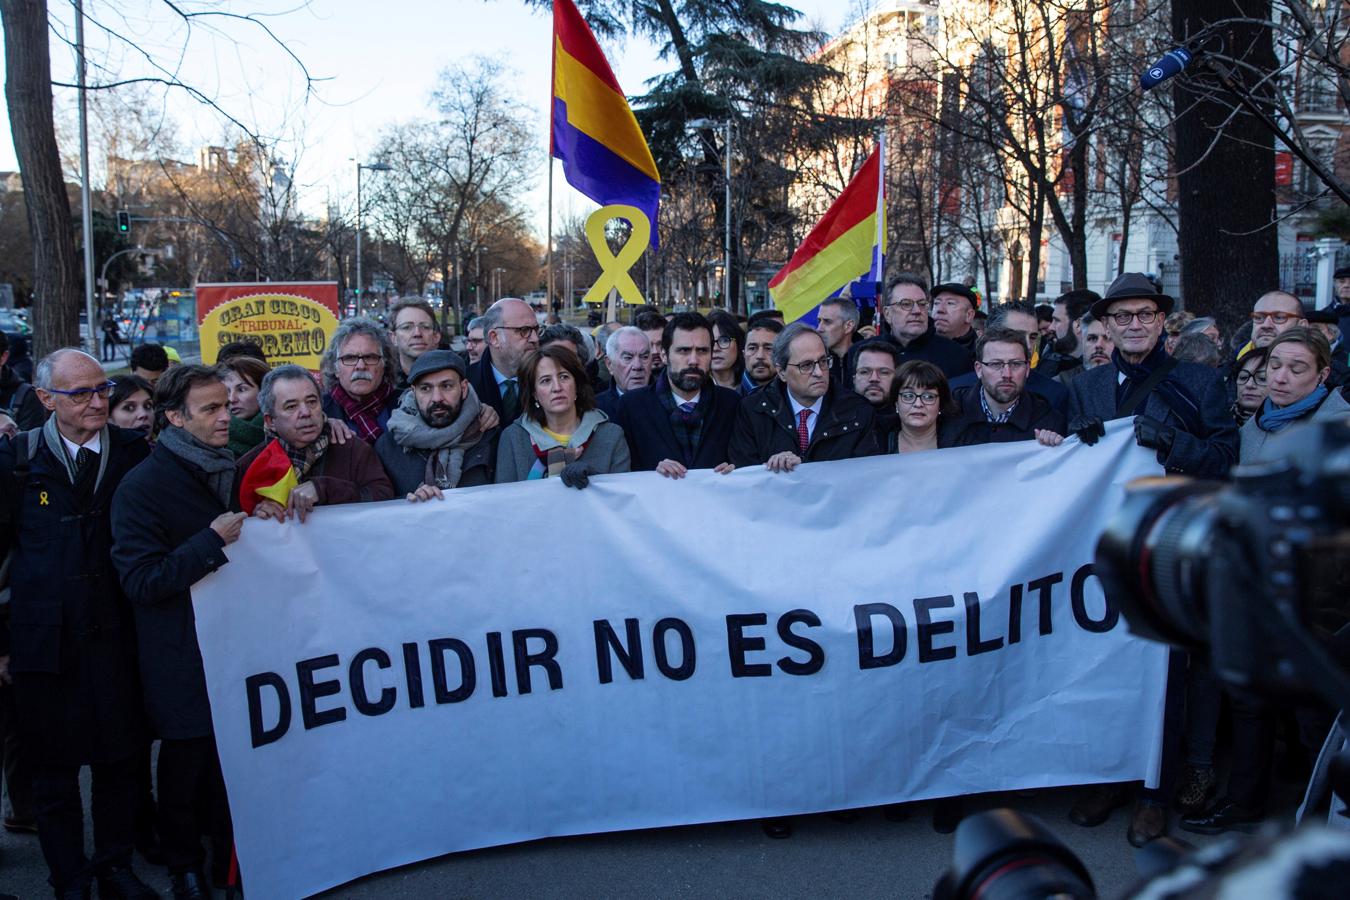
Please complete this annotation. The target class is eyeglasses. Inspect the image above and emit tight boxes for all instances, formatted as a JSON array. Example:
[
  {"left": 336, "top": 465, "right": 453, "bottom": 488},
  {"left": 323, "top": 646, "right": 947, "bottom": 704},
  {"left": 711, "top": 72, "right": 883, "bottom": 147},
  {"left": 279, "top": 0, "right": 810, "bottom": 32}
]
[
  {"left": 787, "top": 356, "right": 831, "bottom": 375},
  {"left": 395, "top": 322, "right": 437, "bottom": 333},
  {"left": 1108, "top": 309, "right": 1160, "bottom": 326},
  {"left": 979, "top": 359, "right": 1029, "bottom": 372},
  {"left": 499, "top": 325, "right": 540, "bottom": 340},
  {"left": 1236, "top": 370, "right": 1268, "bottom": 386},
  {"left": 46, "top": 381, "right": 116, "bottom": 405},
  {"left": 1251, "top": 312, "right": 1298, "bottom": 325},
  {"left": 898, "top": 390, "right": 940, "bottom": 405},
  {"left": 337, "top": 353, "right": 384, "bottom": 367},
  {"left": 854, "top": 367, "right": 895, "bottom": 380},
  {"left": 713, "top": 335, "right": 735, "bottom": 349},
  {"left": 465, "top": 336, "right": 485, "bottom": 346},
  {"left": 886, "top": 299, "right": 930, "bottom": 313}
]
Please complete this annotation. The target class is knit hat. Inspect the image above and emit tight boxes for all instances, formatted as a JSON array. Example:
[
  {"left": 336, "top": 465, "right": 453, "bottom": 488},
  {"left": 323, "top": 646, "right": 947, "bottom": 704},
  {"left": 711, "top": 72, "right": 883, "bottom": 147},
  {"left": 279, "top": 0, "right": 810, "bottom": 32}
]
[{"left": 407, "top": 349, "right": 469, "bottom": 384}]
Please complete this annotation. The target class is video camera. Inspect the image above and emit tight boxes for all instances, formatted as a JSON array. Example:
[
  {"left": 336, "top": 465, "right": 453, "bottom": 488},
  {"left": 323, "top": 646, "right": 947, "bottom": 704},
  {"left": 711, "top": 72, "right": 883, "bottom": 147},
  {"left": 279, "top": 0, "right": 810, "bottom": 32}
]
[{"left": 936, "top": 418, "right": 1350, "bottom": 899}]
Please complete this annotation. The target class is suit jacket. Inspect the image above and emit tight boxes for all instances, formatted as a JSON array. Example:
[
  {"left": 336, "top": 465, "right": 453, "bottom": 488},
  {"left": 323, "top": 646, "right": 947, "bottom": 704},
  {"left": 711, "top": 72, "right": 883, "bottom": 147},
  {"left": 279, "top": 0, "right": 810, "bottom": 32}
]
[
  {"left": 615, "top": 374, "right": 740, "bottom": 471},
  {"left": 468, "top": 346, "right": 510, "bottom": 422},
  {"left": 594, "top": 387, "right": 623, "bottom": 420},
  {"left": 1067, "top": 358, "right": 1238, "bottom": 477}
]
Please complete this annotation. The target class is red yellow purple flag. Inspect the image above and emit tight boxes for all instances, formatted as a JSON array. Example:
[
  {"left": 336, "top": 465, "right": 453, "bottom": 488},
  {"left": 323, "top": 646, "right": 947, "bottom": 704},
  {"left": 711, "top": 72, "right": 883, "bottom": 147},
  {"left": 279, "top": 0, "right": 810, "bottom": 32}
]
[
  {"left": 770, "top": 143, "right": 886, "bottom": 323},
  {"left": 551, "top": 0, "right": 661, "bottom": 246}
]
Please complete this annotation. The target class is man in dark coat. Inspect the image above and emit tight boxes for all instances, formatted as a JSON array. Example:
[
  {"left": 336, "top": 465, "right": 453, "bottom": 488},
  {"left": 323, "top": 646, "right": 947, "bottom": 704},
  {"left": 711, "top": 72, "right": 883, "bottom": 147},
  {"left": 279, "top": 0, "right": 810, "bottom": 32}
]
[
  {"left": 849, "top": 338, "right": 902, "bottom": 447},
  {"left": 616, "top": 312, "right": 739, "bottom": 477},
  {"left": 237, "top": 365, "right": 395, "bottom": 519},
  {"left": 730, "top": 323, "right": 878, "bottom": 469},
  {"left": 0, "top": 349, "right": 156, "bottom": 899},
  {"left": 879, "top": 274, "right": 974, "bottom": 379},
  {"left": 1067, "top": 273, "right": 1238, "bottom": 478},
  {"left": 931, "top": 282, "right": 980, "bottom": 359},
  {"left": 940, "top": 326, "right": 1066, "bottom": 447},
  {"left": 111, "top": 365, "right": 248, "bottom": 900},
  {"left": 1063, "top": 273, "right": 1238, "bottom": 849},
  {"left": 468, "top": 298, "right": 541, "bottom": 423},
  {"left": 948, "top": 300, "right": 1070, "bottom": 418},
  {"left": 375, "top": 351, "right": 499, "bottom": 497},
  {"left": 592, "top": 326, "right": 653, "bottom": 419}
]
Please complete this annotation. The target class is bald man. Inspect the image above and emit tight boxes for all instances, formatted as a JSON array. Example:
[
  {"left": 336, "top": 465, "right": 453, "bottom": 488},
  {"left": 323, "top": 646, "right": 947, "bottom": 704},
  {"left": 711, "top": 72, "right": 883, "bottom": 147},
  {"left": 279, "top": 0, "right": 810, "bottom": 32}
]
[
  {"left": 1, "top": 350, "right": 155, "bottom": 899},
  {"left": 469, "top": 297, "right": 541, "bottom": 422}
]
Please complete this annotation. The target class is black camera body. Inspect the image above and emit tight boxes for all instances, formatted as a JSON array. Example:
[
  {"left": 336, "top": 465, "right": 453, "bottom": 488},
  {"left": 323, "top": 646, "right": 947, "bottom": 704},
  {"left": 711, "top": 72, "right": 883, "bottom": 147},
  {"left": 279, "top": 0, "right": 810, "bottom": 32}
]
[{"left": 1095, "top": 417, "right": 1350, "bottom": 705}]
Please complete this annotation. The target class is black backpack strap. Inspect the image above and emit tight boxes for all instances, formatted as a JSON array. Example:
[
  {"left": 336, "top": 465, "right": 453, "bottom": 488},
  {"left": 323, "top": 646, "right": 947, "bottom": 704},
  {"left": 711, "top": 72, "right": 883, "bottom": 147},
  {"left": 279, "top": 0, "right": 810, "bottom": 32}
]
[{"left": 1118, "top": 357, "right": 1179, "bottom": 418}]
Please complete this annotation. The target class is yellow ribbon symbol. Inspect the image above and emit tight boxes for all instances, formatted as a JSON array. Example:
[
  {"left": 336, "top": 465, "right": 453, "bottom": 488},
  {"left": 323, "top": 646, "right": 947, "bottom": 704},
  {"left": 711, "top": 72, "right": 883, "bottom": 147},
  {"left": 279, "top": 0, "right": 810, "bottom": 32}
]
[
  {"left": 582, "top": 204, "right": 651, "bottom": 306},
  {"left": 38, "top": 491, "right": 48, "bottom": 506}
]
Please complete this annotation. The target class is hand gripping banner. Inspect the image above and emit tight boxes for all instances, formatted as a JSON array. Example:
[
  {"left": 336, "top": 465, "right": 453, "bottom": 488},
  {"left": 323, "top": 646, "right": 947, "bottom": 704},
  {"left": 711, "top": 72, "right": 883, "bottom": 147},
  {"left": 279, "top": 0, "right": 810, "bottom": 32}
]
[{"left": 192, "top": 423, "right": 1168, "bottom": 899}]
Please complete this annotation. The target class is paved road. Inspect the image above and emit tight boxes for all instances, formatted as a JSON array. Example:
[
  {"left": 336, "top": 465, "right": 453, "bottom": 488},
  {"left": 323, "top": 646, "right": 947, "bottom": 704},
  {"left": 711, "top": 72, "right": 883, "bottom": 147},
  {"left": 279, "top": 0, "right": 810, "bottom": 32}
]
[{"left": 1, "top": 779, "right": 1303, "bottom": 899}]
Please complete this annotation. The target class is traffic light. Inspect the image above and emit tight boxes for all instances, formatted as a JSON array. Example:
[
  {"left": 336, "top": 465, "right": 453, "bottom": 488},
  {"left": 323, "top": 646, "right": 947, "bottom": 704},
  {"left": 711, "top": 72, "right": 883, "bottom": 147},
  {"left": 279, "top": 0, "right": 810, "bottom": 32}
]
[{"left": 116, "top": 210, "right": 130, "bottom": 233}]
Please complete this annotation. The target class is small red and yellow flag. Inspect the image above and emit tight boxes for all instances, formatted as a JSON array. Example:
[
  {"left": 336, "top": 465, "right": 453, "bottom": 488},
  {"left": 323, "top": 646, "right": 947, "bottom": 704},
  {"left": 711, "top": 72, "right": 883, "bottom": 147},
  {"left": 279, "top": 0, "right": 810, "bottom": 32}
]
[{"left": 239, "top": 439, "right": 299, "bottom": 514}]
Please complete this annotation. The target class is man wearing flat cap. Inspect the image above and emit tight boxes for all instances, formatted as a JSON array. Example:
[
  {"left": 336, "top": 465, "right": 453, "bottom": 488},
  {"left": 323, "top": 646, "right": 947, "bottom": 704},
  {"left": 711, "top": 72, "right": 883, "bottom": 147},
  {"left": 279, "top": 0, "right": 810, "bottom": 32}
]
[
  {"left": 375, "top": 350, "right": 501, "bottom": 500},
  {"left": 1306, "top": 307, "right": 1348, "bottom": 387},
  {"left": 931, "top": 282, "right": 981, "bottom": 359}
]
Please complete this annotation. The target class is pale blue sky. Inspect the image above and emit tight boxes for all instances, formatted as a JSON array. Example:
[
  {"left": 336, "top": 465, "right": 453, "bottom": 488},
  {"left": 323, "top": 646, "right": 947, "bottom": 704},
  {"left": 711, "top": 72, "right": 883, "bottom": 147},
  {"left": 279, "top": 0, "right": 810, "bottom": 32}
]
[{"left": 1, "top": 0, "right": 849, "bottom": 238}]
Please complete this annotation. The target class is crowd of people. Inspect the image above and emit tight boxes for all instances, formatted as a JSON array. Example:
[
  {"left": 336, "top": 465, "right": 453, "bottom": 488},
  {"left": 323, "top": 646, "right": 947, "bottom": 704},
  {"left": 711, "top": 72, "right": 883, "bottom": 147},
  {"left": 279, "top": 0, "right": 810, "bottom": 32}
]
[{"left": 0, "top": 267, "right": 1348, "bottom": 899}]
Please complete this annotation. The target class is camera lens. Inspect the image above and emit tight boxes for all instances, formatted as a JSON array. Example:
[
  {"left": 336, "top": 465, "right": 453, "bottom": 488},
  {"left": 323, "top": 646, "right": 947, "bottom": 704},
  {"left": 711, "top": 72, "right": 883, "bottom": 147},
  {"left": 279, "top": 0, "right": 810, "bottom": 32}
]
[
  {"left": 935, "top": 809, "right": 1095, "bottom": 900},
  {"left": 1094, "top": 477, "right": 1224, "bottom": 650}
]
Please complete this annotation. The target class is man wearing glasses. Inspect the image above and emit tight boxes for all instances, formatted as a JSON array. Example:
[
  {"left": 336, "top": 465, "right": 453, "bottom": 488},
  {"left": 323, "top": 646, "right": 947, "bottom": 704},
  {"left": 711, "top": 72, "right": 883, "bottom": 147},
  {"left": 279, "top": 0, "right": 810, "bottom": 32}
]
[
  {"left": 1249, "top": 290, "right": 1306, "bottom": 349},
  {"left": 1064, "top": 272, "right": 1238, "bottom": 847},
  {"left": 729, "top": 322, "right": 877, "bottom": 472},
  {"left": 939, "top": 326, "right": 1065, "bottom": 447},
  {"left": 388, "top": 298, "right": 443, "bottom": 392},
  {"left": 319, "top": 317, "right": 401, "bottom": 443},
  {"left": 0, "top": 349, "right": 157, "bottom": 899},
  {"left": 880, "top": 274, "right": 973, "bottom": 379},
  {"left": 469, "top": 298, "right": 541, "bottom": 423}
]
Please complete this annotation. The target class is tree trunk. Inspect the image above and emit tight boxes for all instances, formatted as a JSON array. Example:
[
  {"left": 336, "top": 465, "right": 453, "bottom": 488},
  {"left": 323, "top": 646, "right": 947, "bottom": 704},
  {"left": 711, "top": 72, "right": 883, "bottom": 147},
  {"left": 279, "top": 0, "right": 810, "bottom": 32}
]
[
  {"left": 1172, "top": 0, "right": 1279, "bottom": 333},
  {"left": 2, "top": 0, "right": 80, "bottom": 356},
  {"left": 1025, "top": 189, "right": 1045, "bottom": 302}
]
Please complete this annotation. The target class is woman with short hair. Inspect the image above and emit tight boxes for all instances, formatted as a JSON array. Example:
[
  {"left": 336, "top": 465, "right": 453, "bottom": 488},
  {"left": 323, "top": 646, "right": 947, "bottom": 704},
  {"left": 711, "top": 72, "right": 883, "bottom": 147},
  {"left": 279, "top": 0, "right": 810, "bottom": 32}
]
[
  {"left": 495, "top": 345, "right": 629, "bottom": 487},
  {"left": 218, "top": 355, "right": 271, "bottom": 457},
  {"left": 889, "top": 360, "right": 952, "bottom": 453},
  {"left": 1240, "top": 327, "right": 1347, "bottom": 463}
]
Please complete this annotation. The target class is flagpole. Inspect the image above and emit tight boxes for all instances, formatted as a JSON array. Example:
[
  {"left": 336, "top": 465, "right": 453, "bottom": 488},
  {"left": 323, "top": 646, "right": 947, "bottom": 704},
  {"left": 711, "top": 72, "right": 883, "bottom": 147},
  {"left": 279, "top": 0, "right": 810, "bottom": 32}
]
[{"left": 547, "top": 157, "right": 555, "bottom": 312}]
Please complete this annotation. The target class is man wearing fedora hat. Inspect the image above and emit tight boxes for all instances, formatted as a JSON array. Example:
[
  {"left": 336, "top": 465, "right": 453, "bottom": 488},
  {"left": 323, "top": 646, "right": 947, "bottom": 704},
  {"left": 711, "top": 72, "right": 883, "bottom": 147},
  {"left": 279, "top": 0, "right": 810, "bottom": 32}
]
[{"left": 1064, "top": 271, "right": 1238, "bottom": 847}]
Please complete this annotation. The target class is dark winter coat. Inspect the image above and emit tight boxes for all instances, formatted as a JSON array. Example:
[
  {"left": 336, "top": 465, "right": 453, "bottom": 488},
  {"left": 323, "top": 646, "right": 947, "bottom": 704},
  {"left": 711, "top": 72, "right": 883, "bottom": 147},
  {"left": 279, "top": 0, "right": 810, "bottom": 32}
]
[
  {"left": 594, "top": 387, "right": 622, "bottom": 420},
  {"left": 468, "top": 346, "right": 512, "bottom": 422},
  {"left": 729, "top": 381, "right": 880, "bottom": 467},
  {"left": 235, "top": 436, "right": 396, "bottom": 508},
  {"left": 1067, "top": 357, "right": 1238, "bottom": 477},
  {"left": 615, "top": 373, "right": 740, "bottom": 471},
  {"left": 110, "top": 442, "right": 235, "bottom": 740},
  {"left": 0, "top": 365, "right": 46, "bottom": 431},
  {"left": 0, "top": 426, "right": 150, "bottom": 764},
  {"left": 939, "top": 386, "right": 1067, "bottom": 448},
  {"left": 884, "top": 323, "right": 975, "bottom": 379},
  {"left": 948, "top": 367, "right": 1070, "bottom": 419},
  {"left": 374, "top": 426, "right": 499, "bottom": 495}
]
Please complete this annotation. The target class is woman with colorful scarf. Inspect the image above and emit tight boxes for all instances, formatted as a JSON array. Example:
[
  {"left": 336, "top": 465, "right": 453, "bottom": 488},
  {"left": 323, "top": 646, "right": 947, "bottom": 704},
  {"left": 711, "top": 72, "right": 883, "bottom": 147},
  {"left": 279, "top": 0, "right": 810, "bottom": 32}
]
[
  {"left": 495, "top": 344, "right": 629, "bottom": 488},
  {"left": 1240, "top": 327, "right": 1348, "bottom": 463}
]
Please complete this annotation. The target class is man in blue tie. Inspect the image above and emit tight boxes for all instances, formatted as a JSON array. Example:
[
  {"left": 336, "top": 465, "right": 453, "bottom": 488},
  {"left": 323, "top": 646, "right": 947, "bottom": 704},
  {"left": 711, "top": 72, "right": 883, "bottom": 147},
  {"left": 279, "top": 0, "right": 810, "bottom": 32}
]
[{"left": 468, "top": 298, "right": 540, "bottom": 424}]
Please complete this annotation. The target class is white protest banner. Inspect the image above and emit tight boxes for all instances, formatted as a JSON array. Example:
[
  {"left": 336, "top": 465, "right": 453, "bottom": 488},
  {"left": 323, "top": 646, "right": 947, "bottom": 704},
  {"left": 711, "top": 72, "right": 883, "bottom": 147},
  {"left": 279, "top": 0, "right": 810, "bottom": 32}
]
[{"left": 192, "top": 422, "right": 1168, "bottom": 899}]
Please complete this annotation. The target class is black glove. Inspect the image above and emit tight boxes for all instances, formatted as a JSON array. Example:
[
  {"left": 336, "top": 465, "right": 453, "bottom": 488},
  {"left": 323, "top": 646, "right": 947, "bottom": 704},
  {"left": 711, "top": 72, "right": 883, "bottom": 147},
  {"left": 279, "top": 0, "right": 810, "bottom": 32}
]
[
  {"left": 1133, "top": 414, "right": 1176, "bottom": 455},
  {"left": 1067, "top": 414, "right": 1105, "bottom": 446},
  {"left": 559, "top": 460, "right": 597, "bottom": 489}
]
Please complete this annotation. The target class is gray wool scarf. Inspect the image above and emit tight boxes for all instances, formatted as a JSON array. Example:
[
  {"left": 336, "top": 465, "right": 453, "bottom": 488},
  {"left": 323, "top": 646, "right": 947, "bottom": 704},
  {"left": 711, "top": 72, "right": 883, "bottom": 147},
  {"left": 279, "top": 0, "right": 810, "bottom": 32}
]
[
  {"left": 386, "top": 384, "right": 484, "bottom": 490},
  {"left": 42, "top": 416, "right": 110, "bottom": 492},
  {"left": 156, "top": 425, "right": 237, "bottom": 508}
]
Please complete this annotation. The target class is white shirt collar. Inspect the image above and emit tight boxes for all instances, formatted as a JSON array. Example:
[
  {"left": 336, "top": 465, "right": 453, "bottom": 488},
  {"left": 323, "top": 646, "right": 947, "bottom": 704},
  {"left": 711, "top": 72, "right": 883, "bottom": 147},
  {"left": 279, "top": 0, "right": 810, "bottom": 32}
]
[
  {"left": 672, "top": 388, "right": 700, "bottom": 408},
  {"left": 60, "top": 430, "right": 101, "bottom": 459},
  {"left": 787, "top": 392, "right": 823, "bottom": 419}
]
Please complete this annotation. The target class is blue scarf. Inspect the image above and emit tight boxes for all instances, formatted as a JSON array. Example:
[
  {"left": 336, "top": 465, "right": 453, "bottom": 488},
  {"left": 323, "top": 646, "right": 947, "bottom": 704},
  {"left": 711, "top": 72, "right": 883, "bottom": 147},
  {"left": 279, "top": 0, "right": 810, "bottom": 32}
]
[{"left": 1257, "top": 384, "right": 1329, "bottom": 433}]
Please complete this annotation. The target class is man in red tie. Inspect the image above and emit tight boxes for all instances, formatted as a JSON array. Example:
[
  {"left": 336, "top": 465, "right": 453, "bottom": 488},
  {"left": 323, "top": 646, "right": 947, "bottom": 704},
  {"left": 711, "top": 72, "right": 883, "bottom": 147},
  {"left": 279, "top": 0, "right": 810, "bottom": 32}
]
[{"left": 729, "top": 322, "right": 879, "bottom": 471}]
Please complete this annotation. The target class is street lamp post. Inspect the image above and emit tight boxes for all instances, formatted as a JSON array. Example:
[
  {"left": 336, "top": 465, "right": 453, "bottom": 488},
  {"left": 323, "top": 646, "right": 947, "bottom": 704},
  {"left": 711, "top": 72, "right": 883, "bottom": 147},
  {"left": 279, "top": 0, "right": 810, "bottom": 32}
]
[
  {"left": 688, "top": 118, "right": 732, "bottom": 311},
  {"left": 355, "top": 161, "right": 391, "bottom": 312}
]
